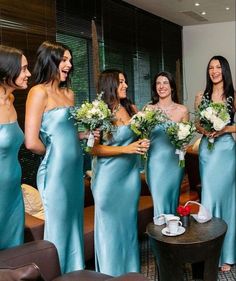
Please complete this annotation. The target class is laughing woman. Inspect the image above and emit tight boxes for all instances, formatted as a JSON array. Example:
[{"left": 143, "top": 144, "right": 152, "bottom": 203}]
[
  {"left": 195, "top": 55, "right": 236, "bottom": 272},
  {"left": 0, "top": 45, "right": 31, "bottom": 249},
  {"left": 25, "top": 41, "right": 84, "bottom": 273},
  {"left": 145, "top": 71, "right": 189, "bottom": 217}
]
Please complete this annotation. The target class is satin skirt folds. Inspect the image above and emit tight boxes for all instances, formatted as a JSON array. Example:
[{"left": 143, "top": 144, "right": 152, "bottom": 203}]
[
  {"left": 91, "top": 125, "right": 141, "bottom": 276},
  {"left": 0, "top": 122, "right": 24, "bottom": 249},
  {"left": 146, "top": 123, "right": 184, "bottom": 217},
  {"left": 199, "top": 134, "right": 236, "bottom": 266},
  {"left": 37, "top": 107, "right": 85, "bottom": 273}
]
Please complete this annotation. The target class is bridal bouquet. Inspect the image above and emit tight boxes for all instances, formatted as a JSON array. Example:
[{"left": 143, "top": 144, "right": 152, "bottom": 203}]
[
  {"left": 71, "top": 92, "right": 113, "bottom": 149},
  {"left": 166, "top": 121, "right": 196, "bottom": 167},
  {"left": 130, "top": 107, "right": 168, "bottom": 159},
  {"left": 196, "top": 100, "right": 230, "bottom": 150}
]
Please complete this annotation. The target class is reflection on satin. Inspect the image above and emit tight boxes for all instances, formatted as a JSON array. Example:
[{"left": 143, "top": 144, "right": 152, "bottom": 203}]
[
  {"left": 146, "top": 122, "right": 184, "bottom": 217},
  {"left": 92, "top": 125, "right": 140, "bottom": 276},
  {"left": 37, "top": 107, "right": 84, "bottom": 273},
  {"left": 0, "top": 122, "right": 24, "bottom": 249}
]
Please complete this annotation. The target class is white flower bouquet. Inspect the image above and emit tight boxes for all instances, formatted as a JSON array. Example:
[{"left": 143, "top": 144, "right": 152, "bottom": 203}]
[
  {"left": 166, "top": 121, "right": 196, "bottom": 167},
  {"left": 71, "top": 92, "right": 113, "bottom": 149},
  {"left": 130, "top": 107, "right": 168, "bottom": 159},
  {"left": 196, "top": 100, "right": 230, "bottom": 150}
]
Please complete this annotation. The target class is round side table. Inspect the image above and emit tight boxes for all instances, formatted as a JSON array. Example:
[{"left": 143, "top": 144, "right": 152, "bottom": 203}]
[{"left": 146, "top": 217, "right": 227, "bottom": 281}]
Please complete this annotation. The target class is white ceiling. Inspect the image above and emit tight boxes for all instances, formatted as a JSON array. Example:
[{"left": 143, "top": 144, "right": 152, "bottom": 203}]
[{"left": 122, "top": 0, "right": 235, "bottom": 26}]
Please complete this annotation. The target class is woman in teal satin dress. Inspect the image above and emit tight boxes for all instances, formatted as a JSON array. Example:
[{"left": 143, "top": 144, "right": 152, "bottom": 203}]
[
  {"left": 91, "top": 69, "right": 150, "bottom": 276},
  {"left": 0, "top": 45, "right": 31, "bottom": 249},
  {"left": 195, "top": 56, "right": 236, "bottom": 272},
  {"left": 145, "top": 72, "right": 189, "bottom": 217},
  {"left": 25, "top": 41, "right": 85, "bottom": 273}
]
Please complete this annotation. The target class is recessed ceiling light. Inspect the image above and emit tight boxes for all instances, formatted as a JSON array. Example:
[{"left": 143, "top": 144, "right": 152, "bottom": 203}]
[
  {"left": 201, "top": 11, "right": 206, "bottom": 15},
  {"left": 225, "top": 7, "right": 230, "bottom": 11},
  {"left": 195, "top": 3, "right": 200, "bottom": 6}
]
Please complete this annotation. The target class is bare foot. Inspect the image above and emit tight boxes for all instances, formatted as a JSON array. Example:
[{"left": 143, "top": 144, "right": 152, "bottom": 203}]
[{"left": 221, "top": 264, "right": 231, "bottom": 272}]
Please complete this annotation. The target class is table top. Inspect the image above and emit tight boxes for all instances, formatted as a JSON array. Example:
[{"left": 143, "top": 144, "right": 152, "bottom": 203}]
[{"left": 146, "top": 217, "right": 227, "bottom": 245}]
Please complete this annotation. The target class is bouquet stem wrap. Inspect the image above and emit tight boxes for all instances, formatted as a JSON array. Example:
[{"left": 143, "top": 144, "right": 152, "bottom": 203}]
[
  {"left": 87, "top": 132, "right": 95, "bottom": 147},
  {"left": 175, "top": 149, "right": 186, "bottom": 168},
  {"left": 207, "top": 137, "right": 214, "bottom": 150}
]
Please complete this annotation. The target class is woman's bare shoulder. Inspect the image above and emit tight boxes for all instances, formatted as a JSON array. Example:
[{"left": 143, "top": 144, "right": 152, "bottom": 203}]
[
  {"left": 64, "top": 88, "right": 74, "bottom": 100},
  {"left": 194, "top": 91, "right": 204, "bottom": 108},
  {"left": 175, "top": 103, "right": 188, "bottom": 113},
  {"left": 28, "top": 84, "right": 47, "bottom": 96}
]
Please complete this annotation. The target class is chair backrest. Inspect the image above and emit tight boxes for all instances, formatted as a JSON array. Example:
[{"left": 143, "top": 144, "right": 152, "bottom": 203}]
[{"left": 0, "top": 240, "right": 61, "bottom": 281}]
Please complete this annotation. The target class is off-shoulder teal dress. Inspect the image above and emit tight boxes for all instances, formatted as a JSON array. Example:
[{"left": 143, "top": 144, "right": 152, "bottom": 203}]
[
  {"left": 91, "top": 125, "right": 140, "bottom": 276},
  {"left": 0, "top": 122, "right": 24, "bottom": 249},
  {"left": 37, "top": 107, "right": 84, "bottom": 273},
  {"left": 146, "top": 122, "right": 184, "bottom": 216},
  {"left": 199, "top": 106, "right": 236, "bottom": 266}
]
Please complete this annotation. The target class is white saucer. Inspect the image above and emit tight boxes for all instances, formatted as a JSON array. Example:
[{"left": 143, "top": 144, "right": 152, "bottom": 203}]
[{"left": 161, "top": 226, "right": 185, "bottom": 236}]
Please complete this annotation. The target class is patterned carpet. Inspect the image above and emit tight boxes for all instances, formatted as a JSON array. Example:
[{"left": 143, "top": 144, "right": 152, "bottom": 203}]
[{"left": 140, "top": 235, "right": 236, "bottom": 281}]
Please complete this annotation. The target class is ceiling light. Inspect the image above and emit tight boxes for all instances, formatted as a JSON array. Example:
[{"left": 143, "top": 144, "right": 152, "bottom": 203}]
[
  {"left": 195, "top": 3, "right": 200, "bottom": 6},
  {"left": 201, "top": 11, "right": 206, "bottom": 15},
  {"left": 225, "top": 7, "right": 230, "bottom": 11}
]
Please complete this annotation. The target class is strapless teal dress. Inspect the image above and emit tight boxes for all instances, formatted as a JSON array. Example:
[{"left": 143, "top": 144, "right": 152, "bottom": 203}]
[
  {"left": 37, "top": 107, "right": 84, "bottom": 273},
  {"left": 0, "top": 122, "right": 24, "bottom": 249},
  {"left": 91, "top": 125, "right": 140, "bottom": 276},
  {"left": 199, "top": 134, "right": 236, "bottom": 266},
  {"left": 146, "top": 122, "right": 184, "bottom": 216}
]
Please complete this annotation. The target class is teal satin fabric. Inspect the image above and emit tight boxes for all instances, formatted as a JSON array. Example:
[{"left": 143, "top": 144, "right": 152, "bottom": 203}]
[
  {"left": 91, "top": 125, "right": 140, "bottom": 276},
  {"left": 199, "top": 134, "right": 236, "bottom": 266},
  {"left": 146, "top": 122, "right": 184, "bottom": 216},
  {"left": 37, "top": 107, "right": 84, "bottom": 273},
  {"left": 0, "top": 122, "right": 24, "bottom": 249}
]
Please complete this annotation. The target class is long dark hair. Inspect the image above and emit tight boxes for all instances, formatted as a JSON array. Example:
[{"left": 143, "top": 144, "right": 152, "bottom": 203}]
[
  {"left": 151, "top": 71, "right": 179, "bottom": 104},
  {"left": 0, "top": 45, "right": 23, "bottom": 87},
  {"left": 98, "top": 68, "right": 136, "bottom": 117},
  {"left": 203, "top": 56, "right": 235, "bottom": 109},
  {"left": 33, "top": 41, "right": 73, "bottom": 88}
]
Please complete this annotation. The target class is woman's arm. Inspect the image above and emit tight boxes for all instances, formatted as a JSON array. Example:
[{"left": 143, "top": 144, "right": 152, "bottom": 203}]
[
  {"left": 90, "top": 138, "right": 150, "bottom": 157},
  {"left": 181, "top": 105, "right": 189, "bottom": 122},
  {"left": 25, "top": 86, "right": 47, "bottom": 155},
  {"left": 194, "top": 92, "right": 211, "bottom": 136},
  {"left": 214, "top": 93, "right": 236, "bottom": 136}
]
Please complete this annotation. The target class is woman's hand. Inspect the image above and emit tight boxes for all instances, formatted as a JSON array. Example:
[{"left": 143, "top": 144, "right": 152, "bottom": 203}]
[
  {"left": 125, "top": 139, "right": 150, "bottom": 155},
  {"left": 79, "top": 129, "right": 101, "bottom": 141}
]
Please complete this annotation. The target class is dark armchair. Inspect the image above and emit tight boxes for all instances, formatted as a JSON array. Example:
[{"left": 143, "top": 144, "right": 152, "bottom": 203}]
[{"left": 0, "top": 240, "right": 149, "bottom": 281}]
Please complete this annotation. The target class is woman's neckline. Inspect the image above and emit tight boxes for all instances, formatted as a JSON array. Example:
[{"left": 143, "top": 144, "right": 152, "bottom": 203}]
[
  {"left": 44, "top": 105, "right": 72, "bottom": 114},
  {"left": 0, "top": 120, "right": 17, "bottom": 126}
]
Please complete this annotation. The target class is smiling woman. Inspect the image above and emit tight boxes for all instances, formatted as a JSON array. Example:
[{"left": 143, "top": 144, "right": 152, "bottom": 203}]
[
  {"left": 0, "top": 45, "right": 31, "bottom": 250},
  {"left": 24, "top": 41, "right": 85, "bottom": 274}
]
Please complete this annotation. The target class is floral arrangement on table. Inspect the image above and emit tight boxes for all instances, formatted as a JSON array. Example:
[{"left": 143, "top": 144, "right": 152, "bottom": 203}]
[
  {"left": 70, "top": 92, "right": 113, "bottom": 151},
  {"left": 177, "top": 204, "right": 191, "bottom": 227},
  {"left": 177, "top": 205, "right": 191, "bottom": 217},
  {"left": 166, "top": 121, "right": 196, "bottom": 168},
  {"left": 130, "top": 107, "right": 169, "bottom": 159},
  {"left": 196, "top": 98, "right": 231, "bottom": 150}
]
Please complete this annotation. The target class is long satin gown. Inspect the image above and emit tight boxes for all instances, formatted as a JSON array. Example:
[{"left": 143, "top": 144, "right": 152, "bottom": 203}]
[
  {"left": 146, "top": 122, "right": 184, "bottom": 216},
  {"left": 91, "top": 125, "right": 140, "bottom": 276},
  {"left": 199, "top": 133, "right": 236, "bottom": 266},
  {"left": 0, "top": 122, "right": 24, "bottom": 249},
  {"left": 37, "top": 107, "right": 84, "bottom": 273}
]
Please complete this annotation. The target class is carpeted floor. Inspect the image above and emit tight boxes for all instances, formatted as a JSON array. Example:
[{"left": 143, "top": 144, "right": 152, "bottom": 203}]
[{"left": 140, "top": 235, "right": 236, "bottom": 281}]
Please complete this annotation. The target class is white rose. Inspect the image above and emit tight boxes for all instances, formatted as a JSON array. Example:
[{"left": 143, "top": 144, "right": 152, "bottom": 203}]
[
  {"left": 203, "top": 107, "right": 214, "bottom": 120},
  {"left": 89, "top": 108, "right": 98, "bottom": 115},
  {"left": 213, "top": 117, "right": 226, "bottom": 131},
  {"left": 177, "top": 123, "right": 191, "bottom": 140},
  {"left": 92, "top": 100, "right": 100, "bottom": 107}
]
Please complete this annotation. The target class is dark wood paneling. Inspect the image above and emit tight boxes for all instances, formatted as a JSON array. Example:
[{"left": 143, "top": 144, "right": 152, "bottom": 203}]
[{"left": 0, "top": 0, "right": 56, "bottom": 129}]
